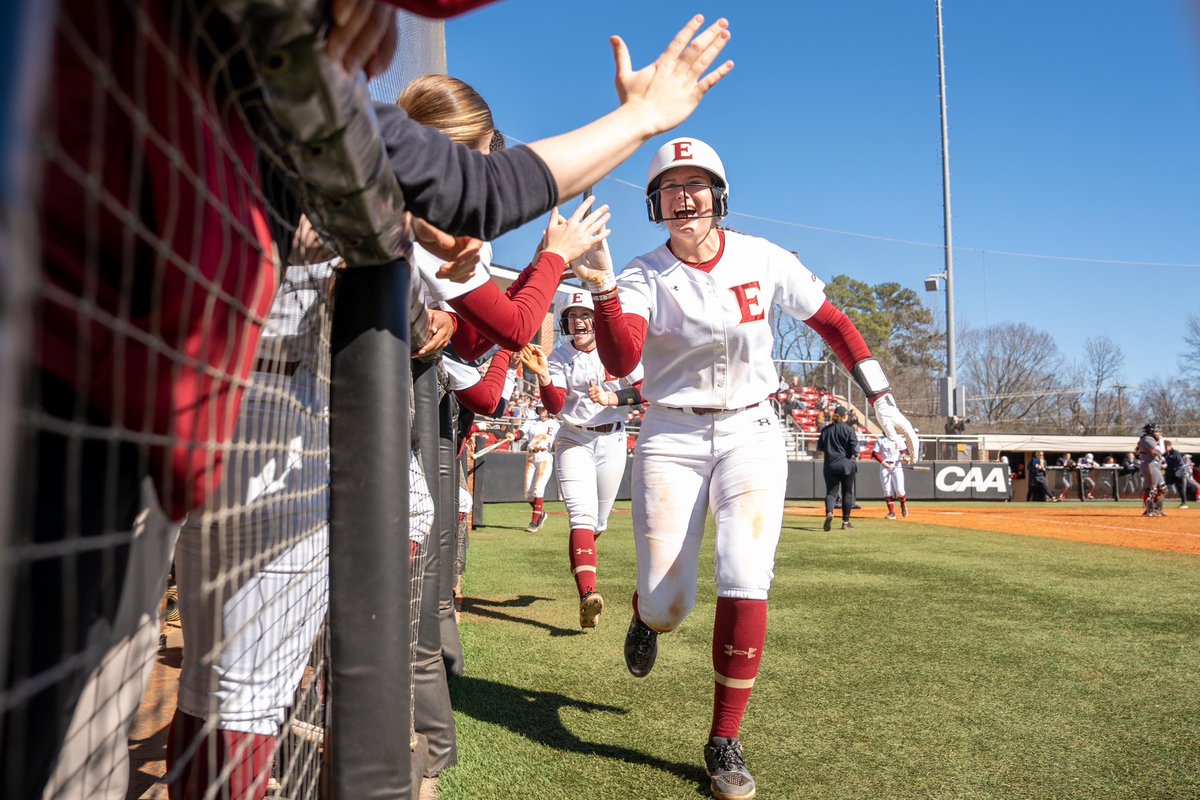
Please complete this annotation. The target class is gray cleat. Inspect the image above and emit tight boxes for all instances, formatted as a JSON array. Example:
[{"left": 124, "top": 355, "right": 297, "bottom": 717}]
[{"left": 704, "top": 737, "right": 756, "bottom": 799}]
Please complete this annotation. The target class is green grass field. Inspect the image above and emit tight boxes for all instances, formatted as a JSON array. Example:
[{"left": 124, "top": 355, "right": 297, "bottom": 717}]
[{"left": 439, "top": 501, "right": 1200, "bottom": 800}]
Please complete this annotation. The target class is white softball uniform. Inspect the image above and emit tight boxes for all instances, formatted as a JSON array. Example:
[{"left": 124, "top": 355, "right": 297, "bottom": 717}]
[
  {"left": 872, "top": 436, "right": 907, "bottom": 498},
  {"left": 521, "top": 417, "right": 561, "bottom": 501},
  {"left": 614, "top": 231, "right": 826, "bottom": 629},
  {"left": 616, "top": 231, "right": 827, "bottom": 407},
  {"left": 549, "top": 343, "right": 644, "bottom": 532},
  {"left": 175, "top": 261, "right": 435, "bottom": 736}
]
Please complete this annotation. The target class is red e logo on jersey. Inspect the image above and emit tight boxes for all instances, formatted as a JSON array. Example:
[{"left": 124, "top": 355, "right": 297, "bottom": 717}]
[
  {"left": 673, "top": 141, "right": 693, "bottom": 161},
  {"left": 730, "top": 282, "right": 766, "bottom": 323}
]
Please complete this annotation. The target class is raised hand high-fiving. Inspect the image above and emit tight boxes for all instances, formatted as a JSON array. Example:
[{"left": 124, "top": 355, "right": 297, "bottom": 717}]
[{"left": 612, "top": 15, "right": 734, "bottom": 137}]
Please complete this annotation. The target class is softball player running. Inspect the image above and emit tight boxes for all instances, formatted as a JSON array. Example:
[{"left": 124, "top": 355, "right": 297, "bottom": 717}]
[
  {"left": 518, "top": 293, "right": 645, "bottom": 629},
  {"left": 871, "top": 433, "right": 909, "bottom": 518},
  {"left": 571, "top": 137, "right": 919, "bottom": 800},
  {"left": 516, "top": 407, "right": 561, "bottom": 531}
]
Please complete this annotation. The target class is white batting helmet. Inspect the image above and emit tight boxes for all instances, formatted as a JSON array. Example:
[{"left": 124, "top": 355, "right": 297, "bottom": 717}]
[
  {"left": 644, "top": 136, "right": 729, "bottom": 223},
  {"left": 559, "top": 289, "right": 594, "bottom": 334}
]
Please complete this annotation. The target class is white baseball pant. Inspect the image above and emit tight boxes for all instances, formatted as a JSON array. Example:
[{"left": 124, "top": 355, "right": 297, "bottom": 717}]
[
  {"left": 632, "top": 403, "right": 786, "bottom": 633},
  {"left": 175, "top": 370, "right": 329, "bottom": 736},
  {"left": 555, "top": 427, "right": 627, "bottom": 533},
  {"left": 879, "top": 462, "right": 906, "bottom": 497},
  {"left": 524, "top": 451, "right": 554, "bottom": 501}
]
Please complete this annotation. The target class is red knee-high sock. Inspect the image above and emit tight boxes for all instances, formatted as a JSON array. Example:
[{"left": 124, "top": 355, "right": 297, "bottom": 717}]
[
  {"left": 885, "top": 497, "right": 895, "bottom": 514},
  {"left": 710, "top": 597, "right": 768, "bottom": 740},
  {"left": 179, "top": 729, "right": 277, "bottom": 800},
  {"left": 569, "top": 528, "right": 598, "bottom": 596},
  {"left": 531, "top": 497, "right": 545, "bottom": 521},
  {"left": 166, "top": 710, "right": 204, "bottom": 800},
  {"left": 632, "top": 591, "right": 642, "bottom": 621}
]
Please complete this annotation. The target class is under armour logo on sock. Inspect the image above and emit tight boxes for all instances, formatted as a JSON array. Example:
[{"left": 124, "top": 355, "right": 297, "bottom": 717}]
[
  {"left": 575, "top": 548, "right": 594, "bottom": 556},
  {"left": 723, "top": 645, "right": 758, "bottom": 659}
]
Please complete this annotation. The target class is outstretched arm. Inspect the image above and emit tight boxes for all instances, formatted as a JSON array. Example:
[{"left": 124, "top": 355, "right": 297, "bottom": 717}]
[
  {"left": 529, "top": 16, "right": 734, "bottom": 199},
  {"left": 454, "top": 350, "right": 514, "bottom": 416},
  {"left": 374, "top": 16, "right": 733, "bottom": 241},
  {"left": 448, "top": 200, "right": 610, "bottom": 351},
  {"left": 804, "top": 299, "right": 920, "bottom": 459}
]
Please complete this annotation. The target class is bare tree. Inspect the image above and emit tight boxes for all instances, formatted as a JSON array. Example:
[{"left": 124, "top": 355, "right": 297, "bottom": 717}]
[
  {"left": 960, "top": 322, "right": 1068, "bottom": 431},
  {"left": 1181, "top": 314, "right": 1200, "bottom": 380},
  {"left": 1082, "top": 336, "right": 1124, "bottom": 433},
  {"left": 1136, "top": 377, "right": 1200, "bottom": 437},
  {"left": 770, "top": 306, "right": 825, "bottom": 385}
]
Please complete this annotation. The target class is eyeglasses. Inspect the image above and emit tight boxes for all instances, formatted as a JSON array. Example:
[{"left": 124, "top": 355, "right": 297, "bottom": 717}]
[{"left": 655, "top": 183, "right": 714, "bottom": 198}]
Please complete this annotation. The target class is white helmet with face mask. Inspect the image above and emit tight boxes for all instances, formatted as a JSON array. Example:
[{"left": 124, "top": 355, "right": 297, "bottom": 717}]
[
  {"left": 559, "top": 289, "right": 595, "bottom": 335},
  {"left": 644, "top": 136, "right": 729, "bottom": 223}
]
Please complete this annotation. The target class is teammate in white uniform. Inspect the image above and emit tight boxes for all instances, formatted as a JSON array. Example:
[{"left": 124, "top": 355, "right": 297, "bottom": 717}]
[
  {"left": 517, "top": 407, "right": 561, "bottom": 531},
  {"left": 519, "top": 292, "right": 645, "bottom": 628},
  {"left": 871, "top": 435, "right": 909, "bottom": 518},
  {"left": 570, "top": 137, "right": 919, "bottom": 800}
]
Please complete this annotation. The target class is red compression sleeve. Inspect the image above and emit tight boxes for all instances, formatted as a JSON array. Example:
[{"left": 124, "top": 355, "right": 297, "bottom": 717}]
[
  {"left": 539, "top": 383, "right": 567, "bottom": 414},
  {"left": 803, "top": 298, "right": 874, "bottom": 376},
  {"left": 386, "top": 0, "right": 497, "bottom": 18},
  {"left": 449, "top": 258, "right": 563, "bottom": 360},
  {"left": 449, "top": 252, "right": 566, "bottom": 350},
  {"left": 455, "top": 350, "right": 513, "bottom": 415},
  {"left": 592, "top": 295, "right": 646, "bottom": 378}
]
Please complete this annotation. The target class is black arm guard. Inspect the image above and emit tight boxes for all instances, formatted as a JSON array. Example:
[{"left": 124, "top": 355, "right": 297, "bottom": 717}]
[{"left": 614, "top": 387, "right": 643, "bottom": 407}]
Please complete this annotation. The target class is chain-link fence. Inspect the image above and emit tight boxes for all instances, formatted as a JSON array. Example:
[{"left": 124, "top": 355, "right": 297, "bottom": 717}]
[{"left": 0, "top": 3, "right": 462, "bottom": 798}]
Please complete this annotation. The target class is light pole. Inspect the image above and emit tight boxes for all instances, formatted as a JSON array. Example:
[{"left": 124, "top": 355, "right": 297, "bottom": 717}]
[{"left": 935, "top": 0, "right": 957, "bottom": 418}]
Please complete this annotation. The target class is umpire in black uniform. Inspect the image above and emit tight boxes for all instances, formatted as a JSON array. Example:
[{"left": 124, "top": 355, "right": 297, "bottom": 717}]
[{"left": 818, "top": 405, "right": 859, "bottom": 531}]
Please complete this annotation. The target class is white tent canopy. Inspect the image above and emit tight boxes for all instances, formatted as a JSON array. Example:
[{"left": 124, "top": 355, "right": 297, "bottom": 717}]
[{"left": 979, "top": 434, "right": 1200, "bottom": 456}]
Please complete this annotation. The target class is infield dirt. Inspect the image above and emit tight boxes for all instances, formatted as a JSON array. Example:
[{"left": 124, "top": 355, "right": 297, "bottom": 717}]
[{"left": 786, "top": 501, "right": 1200, "bottom": 555}]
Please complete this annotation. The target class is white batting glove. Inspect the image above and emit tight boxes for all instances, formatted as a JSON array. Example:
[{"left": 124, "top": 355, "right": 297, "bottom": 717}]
[
  {"left": 570, "top": 238, "right": 617, "bottom": 294},
  {"left": 873, "top": 393, "right": 921, "bottom": 462}
]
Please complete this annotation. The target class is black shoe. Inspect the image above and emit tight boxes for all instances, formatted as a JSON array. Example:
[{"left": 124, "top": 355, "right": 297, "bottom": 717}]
[
  {"left": 624, "top": 615, "right": 659, "bottom": 678},
  {"left": 823, "top": 512, "right": 833, "bottom": 532},
  {"left": 841, "top": 521, "right": 853, "bottom": 530},
  {"left": 704, "top": 737, "right": 756, "bottom": 799},
  {"left": 526, "top": 512, "right": 546, "bottom": 532}
]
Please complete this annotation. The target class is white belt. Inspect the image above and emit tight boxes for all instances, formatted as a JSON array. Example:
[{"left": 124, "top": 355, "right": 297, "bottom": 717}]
[{"left": 657, "top": 399, "right": 766, "bottom": 416}]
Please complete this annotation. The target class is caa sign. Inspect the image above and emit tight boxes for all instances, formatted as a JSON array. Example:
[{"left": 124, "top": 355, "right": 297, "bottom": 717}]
[{"left": 935, "top": 464, "right": 1008, "bottom": 496}]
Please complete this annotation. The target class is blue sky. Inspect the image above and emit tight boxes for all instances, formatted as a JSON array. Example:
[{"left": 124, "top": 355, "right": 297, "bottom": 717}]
[{"left": 436, "top": 2, "right": 1200, "bottom": 387}]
